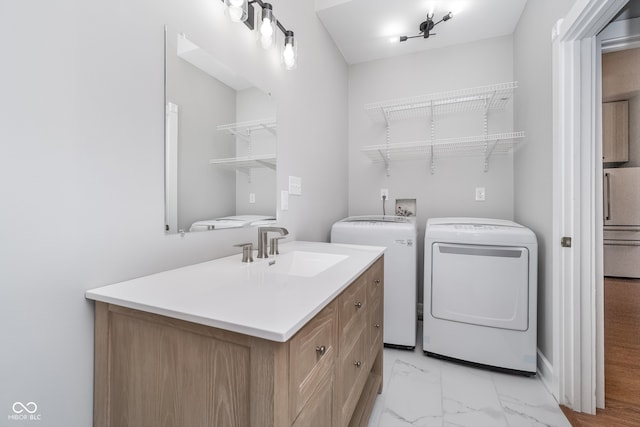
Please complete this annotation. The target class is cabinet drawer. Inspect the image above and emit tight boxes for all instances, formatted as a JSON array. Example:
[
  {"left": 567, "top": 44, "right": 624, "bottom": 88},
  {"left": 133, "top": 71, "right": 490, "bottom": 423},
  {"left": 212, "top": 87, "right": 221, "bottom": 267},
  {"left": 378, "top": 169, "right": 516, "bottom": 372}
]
[
  {"left": 289, "top": 301, "right": 337, "bottom": 421},
  {"left": 336, "top": 331, "right": 368, "bottom": 425},
  {"left": 339, "top": 276, "right": 367, "bottom": 353}
]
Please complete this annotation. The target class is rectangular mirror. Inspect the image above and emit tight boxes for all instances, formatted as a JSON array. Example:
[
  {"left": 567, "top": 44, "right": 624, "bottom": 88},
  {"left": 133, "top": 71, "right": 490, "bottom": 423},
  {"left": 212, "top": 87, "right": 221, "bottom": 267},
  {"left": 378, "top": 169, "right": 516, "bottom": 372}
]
[{"left": 164, "top": 26, "right": 277, "bottom": 234}]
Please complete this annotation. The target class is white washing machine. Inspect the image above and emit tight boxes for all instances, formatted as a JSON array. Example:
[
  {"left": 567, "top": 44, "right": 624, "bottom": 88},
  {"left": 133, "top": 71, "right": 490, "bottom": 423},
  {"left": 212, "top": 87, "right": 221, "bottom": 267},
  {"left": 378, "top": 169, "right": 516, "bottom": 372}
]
[
  {"left": 331, "top": 216, "right": 417, "bottom": 349},
  {"left": 423, "top": 217, "right": 537, "bottom": 375}
]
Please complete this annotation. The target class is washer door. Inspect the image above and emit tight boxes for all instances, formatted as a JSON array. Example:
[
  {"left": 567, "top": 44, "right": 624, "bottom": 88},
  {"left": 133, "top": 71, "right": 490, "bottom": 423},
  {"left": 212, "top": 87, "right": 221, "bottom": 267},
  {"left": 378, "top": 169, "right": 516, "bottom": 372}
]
[{"left": 430, "top": 243, "right": 529, "bottom": 331}]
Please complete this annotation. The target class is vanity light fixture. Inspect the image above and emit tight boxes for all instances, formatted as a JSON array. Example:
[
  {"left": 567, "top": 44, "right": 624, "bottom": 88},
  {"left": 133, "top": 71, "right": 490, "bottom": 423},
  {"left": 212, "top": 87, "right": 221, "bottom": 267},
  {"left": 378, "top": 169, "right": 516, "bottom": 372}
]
[
  {"left": 221, "top": 0, "right": 297, "bottom": 70},
  {"left": 400, "top": 11, "right": 453, "bottom": 42}
]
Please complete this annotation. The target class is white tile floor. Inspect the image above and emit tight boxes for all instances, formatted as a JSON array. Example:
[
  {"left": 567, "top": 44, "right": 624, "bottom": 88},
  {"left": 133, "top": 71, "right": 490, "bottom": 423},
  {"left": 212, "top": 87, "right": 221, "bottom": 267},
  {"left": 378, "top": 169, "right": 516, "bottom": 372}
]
[{"left": 367, "top": 324, "right": 572, "bottom": 427}]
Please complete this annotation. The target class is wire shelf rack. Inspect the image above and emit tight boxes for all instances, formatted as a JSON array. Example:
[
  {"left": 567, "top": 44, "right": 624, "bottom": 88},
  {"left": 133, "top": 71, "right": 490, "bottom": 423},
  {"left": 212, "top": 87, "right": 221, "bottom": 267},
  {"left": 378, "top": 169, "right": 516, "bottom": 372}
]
[
  {"left": 216, "top": 117, "right": 277, "bottom": 142},
  {"left": 361, "top": 132, "right": 524, "bottom": 172},
  {"left": 364, "top": 82, "right": 517, "bottom": 123},
  {"left": 209, "top": 154, "right": 277, "bottom": 171}
]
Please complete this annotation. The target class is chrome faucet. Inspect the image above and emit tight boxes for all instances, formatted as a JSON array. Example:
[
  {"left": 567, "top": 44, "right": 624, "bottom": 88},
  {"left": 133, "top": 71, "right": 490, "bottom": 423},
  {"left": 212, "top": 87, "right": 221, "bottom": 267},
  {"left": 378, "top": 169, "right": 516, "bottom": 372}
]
[{"left": 257, "top": 226, "right": 289, "bottom": 258}]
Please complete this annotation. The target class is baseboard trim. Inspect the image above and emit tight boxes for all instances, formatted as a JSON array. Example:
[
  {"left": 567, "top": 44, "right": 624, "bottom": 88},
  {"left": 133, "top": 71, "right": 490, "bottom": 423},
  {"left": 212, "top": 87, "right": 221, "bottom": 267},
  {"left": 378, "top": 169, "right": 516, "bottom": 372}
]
[{"left": 537, "top": 348, "right": 556, "bottom": 399}]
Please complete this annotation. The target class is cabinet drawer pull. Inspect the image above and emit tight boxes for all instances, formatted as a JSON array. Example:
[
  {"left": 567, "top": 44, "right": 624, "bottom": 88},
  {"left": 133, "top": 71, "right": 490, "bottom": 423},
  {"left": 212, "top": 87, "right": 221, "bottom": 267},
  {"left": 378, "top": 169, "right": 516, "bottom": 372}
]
[
  {"left": 375, "top": 323, "right": 380, "bottom": 328},
  {"left": 374, "top": 279, "right": 381, "bottom": 285},
  {"left": 315, "top": 345, "right": 326, "bottom": 355},
  {"left": 354, "top": 360, "right": 362, "bottom": 368},
  {"left": 354, "top": 302, "right": 362, "bottom": 309}
]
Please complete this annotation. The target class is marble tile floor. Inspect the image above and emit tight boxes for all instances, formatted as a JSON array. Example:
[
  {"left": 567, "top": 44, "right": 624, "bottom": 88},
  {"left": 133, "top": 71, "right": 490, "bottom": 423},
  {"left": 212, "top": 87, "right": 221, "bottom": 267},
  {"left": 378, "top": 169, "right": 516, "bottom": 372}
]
[{"left": 367, "top": 326, "right": 571, "bottom": 427}]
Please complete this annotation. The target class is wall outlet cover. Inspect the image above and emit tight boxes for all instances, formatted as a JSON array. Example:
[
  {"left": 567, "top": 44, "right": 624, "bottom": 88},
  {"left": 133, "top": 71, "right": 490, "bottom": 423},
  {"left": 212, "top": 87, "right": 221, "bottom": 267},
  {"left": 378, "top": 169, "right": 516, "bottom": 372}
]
[
  {"left": 475, "top": 187, "right": 486, "bottom": 201},
  {"left": 288, "top": 176, "right": 302, "bottom": 195}
]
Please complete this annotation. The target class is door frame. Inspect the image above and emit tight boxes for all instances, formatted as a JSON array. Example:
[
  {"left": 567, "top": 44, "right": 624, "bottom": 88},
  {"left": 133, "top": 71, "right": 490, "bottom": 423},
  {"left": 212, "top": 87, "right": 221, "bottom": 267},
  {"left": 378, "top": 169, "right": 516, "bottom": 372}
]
[{"left": 552, "top": 0, "right": 628, "bottom": 414}]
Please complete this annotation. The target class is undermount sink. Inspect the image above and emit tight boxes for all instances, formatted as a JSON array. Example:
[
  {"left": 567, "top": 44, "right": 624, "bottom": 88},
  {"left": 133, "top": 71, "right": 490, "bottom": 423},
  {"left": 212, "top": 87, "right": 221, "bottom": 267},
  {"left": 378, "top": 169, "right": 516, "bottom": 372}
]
[{"left": 251, "top": 251, "right": 349, "bottom": 277}]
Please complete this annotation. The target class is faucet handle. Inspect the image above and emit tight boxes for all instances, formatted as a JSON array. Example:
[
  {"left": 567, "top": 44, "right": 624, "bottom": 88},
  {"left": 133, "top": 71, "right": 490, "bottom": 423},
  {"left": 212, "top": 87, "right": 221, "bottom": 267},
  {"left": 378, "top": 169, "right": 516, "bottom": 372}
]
[
  {"left": 269, "top": 236, "right": 287, "bottom": 255},
  {"left": 233, "top": 243, "right": 254, "bottom": 263}
]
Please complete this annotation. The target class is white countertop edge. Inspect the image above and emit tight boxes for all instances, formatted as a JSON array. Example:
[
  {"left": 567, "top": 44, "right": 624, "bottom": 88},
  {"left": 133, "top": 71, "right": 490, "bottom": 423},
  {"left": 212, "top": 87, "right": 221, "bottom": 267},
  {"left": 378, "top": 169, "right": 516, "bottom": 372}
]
[{"left": 86, "top": 241, "right": 385, "bottom": 342}]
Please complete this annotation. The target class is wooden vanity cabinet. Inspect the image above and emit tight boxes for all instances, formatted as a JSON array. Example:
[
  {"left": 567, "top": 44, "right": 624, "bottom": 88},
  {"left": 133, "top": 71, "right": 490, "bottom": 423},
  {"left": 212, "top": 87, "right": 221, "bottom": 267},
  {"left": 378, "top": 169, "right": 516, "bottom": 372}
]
[
  {"left": 603, "top": 100, "right": 629, "bottom": 163},
  {"left": 93, "top": 256, "right": 384, "bottom": 427}
]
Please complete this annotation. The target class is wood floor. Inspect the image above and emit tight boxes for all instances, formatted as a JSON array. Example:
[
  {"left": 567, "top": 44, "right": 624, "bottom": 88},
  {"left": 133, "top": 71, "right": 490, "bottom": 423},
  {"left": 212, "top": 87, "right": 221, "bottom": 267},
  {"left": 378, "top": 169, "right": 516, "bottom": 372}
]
[{"left": 561, "top": 277, "right": 640, "bottom": 426}]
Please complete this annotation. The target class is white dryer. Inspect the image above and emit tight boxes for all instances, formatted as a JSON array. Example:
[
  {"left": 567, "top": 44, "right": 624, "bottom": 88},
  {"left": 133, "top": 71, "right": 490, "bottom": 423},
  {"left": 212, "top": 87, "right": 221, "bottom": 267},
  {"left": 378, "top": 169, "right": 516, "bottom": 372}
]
[
  {"left": 423, "top": 217, "right": 537, "bottom": 375},
  {"left": 331, "top": 216, "right": 417, "bottom": 349}
]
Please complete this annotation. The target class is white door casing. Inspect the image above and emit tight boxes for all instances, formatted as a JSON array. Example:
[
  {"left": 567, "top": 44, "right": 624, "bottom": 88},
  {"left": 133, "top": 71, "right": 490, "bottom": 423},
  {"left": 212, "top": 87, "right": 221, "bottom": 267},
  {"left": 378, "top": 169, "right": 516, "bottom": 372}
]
[{"left": 552, "top": 0, "right": 628, "bottom": 414}]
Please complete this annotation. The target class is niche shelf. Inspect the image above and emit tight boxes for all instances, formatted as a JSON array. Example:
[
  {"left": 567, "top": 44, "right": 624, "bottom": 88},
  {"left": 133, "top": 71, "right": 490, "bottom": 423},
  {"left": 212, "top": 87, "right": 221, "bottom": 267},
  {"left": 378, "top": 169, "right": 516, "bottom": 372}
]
[{"left": 362, "top": 81, "right": 524, "bottom": 174}]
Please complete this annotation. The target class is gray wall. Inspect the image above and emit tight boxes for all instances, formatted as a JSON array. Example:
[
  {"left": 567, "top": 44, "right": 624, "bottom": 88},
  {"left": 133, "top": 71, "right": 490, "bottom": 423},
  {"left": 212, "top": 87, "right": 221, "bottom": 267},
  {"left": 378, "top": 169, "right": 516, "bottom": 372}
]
[
  {"left": 513, "top": 0, "right": 577, "bottom": 365},
  {"left": 348, "top": 35, "right": 515, "bottom": 304},
  {"left": 0, "top": 0, "right": 348, "bottom": 425}
]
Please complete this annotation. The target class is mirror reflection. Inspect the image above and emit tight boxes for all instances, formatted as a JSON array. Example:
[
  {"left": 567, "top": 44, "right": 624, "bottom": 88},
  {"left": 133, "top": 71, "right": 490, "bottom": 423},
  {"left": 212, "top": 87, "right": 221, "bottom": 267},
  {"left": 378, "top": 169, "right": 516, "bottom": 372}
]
[{"left": 164, "top": 27, "right": 277, "bottom": 234}]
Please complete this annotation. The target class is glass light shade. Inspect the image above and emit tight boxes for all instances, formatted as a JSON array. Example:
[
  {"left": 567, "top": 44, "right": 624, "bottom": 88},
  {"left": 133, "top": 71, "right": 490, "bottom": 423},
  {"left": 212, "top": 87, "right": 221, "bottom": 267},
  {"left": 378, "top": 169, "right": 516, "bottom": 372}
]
[
  {"left": 282, "top": 31, "right": 297, "bottom": 70},
  {"left": 225, "top": 0, "right": 248, "bottom": 23},
  {"left": 258, "top": 5, "right": 276, "bottom": 49}
]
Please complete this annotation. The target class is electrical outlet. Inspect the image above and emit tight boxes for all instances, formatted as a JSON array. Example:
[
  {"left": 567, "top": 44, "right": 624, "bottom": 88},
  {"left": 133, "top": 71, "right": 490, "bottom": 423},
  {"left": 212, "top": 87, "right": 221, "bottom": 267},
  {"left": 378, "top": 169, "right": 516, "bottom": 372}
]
[
  {"left": 249, "top": 193, "right": 255, "bottom": 204},
  {"left": 380, "top": 188, "right": 389, "bottom": 200},
  {"left": 281, "top": 190, "right": 289, "bottom": 210},
  {"left": 475, "top": 187, "right": 486, "bottom": 201}
]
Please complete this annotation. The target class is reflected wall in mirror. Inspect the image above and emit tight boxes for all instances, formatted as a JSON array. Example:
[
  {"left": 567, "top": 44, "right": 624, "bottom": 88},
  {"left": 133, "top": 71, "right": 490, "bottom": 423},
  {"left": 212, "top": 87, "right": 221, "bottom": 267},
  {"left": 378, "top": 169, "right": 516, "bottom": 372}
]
[{"left": 164, "top": 26, "right": 277, "bottom": 234}]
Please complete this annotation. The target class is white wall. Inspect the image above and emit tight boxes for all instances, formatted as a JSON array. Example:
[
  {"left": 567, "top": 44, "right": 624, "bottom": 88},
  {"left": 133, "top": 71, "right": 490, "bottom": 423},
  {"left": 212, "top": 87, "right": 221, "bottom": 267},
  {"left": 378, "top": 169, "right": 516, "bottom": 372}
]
[
  {"left": 348, "top": 35, "right": 515, "bottom": 304},
  {"left": 512, "top": 0, "right": 577, "bottom": 366},
  {"left": 0, "top": 0, "right": 348, "bottom": 425}
]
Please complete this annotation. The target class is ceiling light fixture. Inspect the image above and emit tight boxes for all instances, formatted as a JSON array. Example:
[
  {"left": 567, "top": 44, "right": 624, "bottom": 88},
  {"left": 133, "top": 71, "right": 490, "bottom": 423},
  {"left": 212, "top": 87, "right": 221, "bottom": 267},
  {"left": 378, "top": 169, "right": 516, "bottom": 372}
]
[
  {"left": 400, "top": 11, "right": 453, "bottom": 42},
  {"left": 221, "top": 0, "right": 297, "bottom": 70}
]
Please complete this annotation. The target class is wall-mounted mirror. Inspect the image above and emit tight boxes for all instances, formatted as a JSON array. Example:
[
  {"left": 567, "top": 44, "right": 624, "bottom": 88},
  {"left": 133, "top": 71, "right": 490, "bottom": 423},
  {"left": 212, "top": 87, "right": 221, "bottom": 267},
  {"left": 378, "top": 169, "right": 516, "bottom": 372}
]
[{"left": 164, "top": 26, "right": 277, "bottom": 234}]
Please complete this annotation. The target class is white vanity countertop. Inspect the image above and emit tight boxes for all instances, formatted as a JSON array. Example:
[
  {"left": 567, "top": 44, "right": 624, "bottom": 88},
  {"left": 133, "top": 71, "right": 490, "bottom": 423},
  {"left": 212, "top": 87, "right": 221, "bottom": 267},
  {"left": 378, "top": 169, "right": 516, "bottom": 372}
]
[{"left": 85, "top": 241, "right": 385, "bottom": 342}]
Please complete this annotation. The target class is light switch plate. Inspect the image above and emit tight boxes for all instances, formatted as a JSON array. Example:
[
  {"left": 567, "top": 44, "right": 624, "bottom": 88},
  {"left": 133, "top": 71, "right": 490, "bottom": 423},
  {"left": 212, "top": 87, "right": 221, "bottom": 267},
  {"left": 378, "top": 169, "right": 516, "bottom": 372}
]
[
  {"left": 475, "top": 187, "right": 486, "bottom": 201},
  {"left": 288, "top": 176, "right": 302, "bottom": 195}
]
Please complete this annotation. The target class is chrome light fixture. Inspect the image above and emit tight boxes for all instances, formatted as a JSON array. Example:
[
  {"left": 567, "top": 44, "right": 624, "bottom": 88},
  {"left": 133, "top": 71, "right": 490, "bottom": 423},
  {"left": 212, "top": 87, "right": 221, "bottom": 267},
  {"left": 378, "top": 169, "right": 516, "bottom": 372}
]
[
  {"left": 400, "top": 11, "right": 453, "bottom": 42},
  {"left": 221, "top": 0, "right": 297, "bottom": 70}
]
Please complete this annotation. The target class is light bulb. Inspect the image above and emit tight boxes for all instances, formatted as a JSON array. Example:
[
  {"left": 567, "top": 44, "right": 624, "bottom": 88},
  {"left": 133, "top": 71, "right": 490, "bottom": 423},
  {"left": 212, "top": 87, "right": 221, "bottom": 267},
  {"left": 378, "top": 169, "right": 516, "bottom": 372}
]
[
  {"left": 257, "top": 4, "right": 275, "bottom": 49},
  {"left": 283, "top": 44, "right": 295, "bottom": 69},
  {"left": 224, "top": 0, "right": 247, "bottom": 23},
  {"left": 228, "top": 6, "right": 244, "bottom": 22},
  {"left": 260, "top": 34, "right": 274, "bottom": 49},
  {"left": 260, "top": 18, "right": 273, "bottom": 37},
  {"left": 282, "top": 30, "right": 297, "bottom": 70}
]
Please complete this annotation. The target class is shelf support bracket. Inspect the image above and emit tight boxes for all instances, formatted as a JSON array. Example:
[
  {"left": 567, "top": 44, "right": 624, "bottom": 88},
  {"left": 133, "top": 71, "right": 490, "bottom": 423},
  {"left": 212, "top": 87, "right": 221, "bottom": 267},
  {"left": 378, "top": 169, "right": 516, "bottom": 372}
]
[
  {"left": 429, "top": 100, "right": 436, "bottom": 174},
  {"left": 484, "top": 139, "right": 499, "bottom": 172},
  {"left": 383, "top": 110, "right": 391, "bottom": 176}
]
